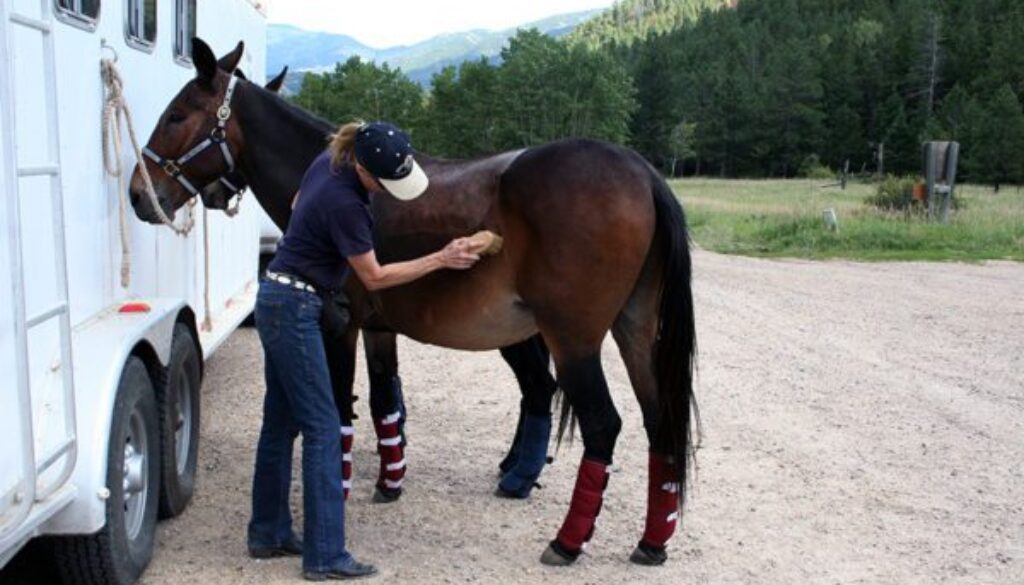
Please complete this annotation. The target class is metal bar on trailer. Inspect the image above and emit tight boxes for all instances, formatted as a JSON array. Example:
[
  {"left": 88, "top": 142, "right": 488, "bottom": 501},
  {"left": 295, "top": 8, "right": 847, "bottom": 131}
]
[
  {"left": 33, "top": 0, "right": 78, "bottom": 502},
  {"left": 35, "top": 437, "right": 77, "bottom": 479},
  {"left": 17, "top": 165, "right": 59, "bottom": 177},
  {"left": 8, "top": 13, "right": 51, "bottom": 34},
  {"left": 25, "top": 303, "right": 67, "bottom": 329},
  {"left": 0, "top": 0, "right": 39, "bottom": 539}
]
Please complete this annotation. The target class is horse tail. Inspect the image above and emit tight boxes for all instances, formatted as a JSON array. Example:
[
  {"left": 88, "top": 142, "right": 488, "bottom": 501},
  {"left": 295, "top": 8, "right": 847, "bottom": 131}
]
[{"left": 649, "top": 167, "right": 699, "bottom": 505}]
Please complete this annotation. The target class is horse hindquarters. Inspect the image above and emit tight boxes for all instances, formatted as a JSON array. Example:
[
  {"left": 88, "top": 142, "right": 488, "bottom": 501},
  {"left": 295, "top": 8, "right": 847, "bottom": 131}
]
[{"left": 498, "top": 140, "right": 655, "bottom": 564}]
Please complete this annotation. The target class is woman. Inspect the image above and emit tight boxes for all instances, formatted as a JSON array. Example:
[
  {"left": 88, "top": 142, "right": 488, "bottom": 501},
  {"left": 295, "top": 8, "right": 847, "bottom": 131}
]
[{"left": 247, "top": 121, "right": 479, "bottom": 580}]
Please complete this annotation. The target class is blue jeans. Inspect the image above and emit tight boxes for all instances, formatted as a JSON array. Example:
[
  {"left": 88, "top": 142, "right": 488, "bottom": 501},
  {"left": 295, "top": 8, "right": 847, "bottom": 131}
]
[{"left": 249, "top": 279, "right": 352, "bottom": 571}]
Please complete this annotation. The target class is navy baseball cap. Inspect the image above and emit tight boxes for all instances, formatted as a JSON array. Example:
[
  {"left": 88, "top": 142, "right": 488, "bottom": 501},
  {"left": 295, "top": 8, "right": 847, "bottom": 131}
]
[{"left": 354, "top": 122, "right": 429, "bottom": 200}]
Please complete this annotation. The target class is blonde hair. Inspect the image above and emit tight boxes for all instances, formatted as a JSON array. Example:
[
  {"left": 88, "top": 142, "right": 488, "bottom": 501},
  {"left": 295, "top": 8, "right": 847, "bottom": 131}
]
[{"left": 328, "top": 121, "right": 364, "bottom": 170}]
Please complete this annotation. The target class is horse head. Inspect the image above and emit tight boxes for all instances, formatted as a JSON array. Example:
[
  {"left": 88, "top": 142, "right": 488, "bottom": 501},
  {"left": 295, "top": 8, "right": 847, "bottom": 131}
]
[
  {"left": 129, "top": 38, "right": 246, "bottom": 223},
  {"left": 198, "top": 65, "right": 288, "bottom": 211}
]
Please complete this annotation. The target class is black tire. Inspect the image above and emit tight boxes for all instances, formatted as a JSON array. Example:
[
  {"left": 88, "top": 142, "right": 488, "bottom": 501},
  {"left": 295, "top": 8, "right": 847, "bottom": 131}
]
[
  {"left": 157, "top": 323, "right": 202, "bottom": 519},
  {"left": 54, "top": 357, "right": 160, "bottom": 585}
]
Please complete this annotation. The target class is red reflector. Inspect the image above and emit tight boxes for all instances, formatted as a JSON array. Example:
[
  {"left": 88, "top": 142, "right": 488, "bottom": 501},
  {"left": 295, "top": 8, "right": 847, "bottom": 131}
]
[{"left": 119, "top": 302, "right": 151, "bottom": 314}]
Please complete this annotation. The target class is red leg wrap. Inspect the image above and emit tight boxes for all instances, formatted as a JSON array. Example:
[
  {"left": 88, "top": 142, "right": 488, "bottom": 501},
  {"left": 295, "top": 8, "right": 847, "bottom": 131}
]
[
  {"left": 341, "top": 426, "right": 354, "bottom": 500},
  {"left": 373, "top": 412, "right": 406, "bottom": 492},
  {"left": 555, "top": 457, "right": 611, "bottom": 555},
  {"left": 640, "top": 452, "right": 680, "bottom": 549}
]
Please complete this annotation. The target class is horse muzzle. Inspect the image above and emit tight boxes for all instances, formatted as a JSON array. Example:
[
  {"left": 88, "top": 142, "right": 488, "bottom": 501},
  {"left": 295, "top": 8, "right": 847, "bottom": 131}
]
[
  {"left": 128, "top": 184, "right": 178, "bottom": 224},
  {"left": 199, "top": 182, "right": 232, "bottom": 210}
]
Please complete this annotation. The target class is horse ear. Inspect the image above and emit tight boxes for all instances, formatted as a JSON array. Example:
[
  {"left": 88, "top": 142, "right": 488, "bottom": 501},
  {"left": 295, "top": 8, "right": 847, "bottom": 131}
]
[
  {"left": 266, "top": 66, "right": 288, "bottom": 94},
  {"left": 192, "top": 37, "right": 217, "bottom": 86},
  {"left": 233, "top": 69, "right": 249, "bottom": 81},
  {"left": 217, "top": 41, "right": 245, "bottom": 73}
]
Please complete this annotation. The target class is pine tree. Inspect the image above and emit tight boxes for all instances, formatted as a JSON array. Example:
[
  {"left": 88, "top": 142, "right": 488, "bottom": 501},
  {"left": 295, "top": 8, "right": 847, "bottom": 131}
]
[{"left": 970, "top": 85, "right": 1024, "bottom": 190}]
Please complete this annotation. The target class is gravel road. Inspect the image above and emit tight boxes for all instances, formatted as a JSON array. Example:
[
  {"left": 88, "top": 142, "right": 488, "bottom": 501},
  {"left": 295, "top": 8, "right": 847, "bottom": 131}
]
[{"left": 7, "top": 250, "right": 1023, "bottom": 584}]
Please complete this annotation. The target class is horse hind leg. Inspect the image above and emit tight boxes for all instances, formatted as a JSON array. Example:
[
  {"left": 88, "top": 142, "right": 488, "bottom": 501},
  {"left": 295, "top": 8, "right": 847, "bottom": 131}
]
[
  {"left": 611, "top": 261, "right": 681, "bottom": 566},
  {"left": 538, "top": 349, "right": 622, "bottom": 566},
  {"left": 495, "top": 335, "right": 557, "bottom": 499}
]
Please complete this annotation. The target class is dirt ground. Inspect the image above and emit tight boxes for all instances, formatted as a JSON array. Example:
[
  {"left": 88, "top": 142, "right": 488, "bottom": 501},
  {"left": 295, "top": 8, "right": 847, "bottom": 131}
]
[{"left": 8, "top": 250, "right": 1024, "bottom": 584}]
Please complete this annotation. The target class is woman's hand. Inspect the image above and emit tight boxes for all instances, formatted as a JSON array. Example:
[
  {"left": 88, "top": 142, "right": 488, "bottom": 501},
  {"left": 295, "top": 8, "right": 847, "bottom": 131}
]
[{"left": 438, "top": 238, "right": 480, "bottom": 270}]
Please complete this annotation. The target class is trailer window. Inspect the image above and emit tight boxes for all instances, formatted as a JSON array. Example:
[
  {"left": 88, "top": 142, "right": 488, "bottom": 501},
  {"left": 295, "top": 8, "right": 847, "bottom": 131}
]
[
  {"left": 55, "top": 0, "right": 101, "bottom": 30},
  {"left": 125, "top": 0, "right": 157, "bottom": 52},
  {"left": 174, "top": 0, "right": 196, "bottom": 64}
]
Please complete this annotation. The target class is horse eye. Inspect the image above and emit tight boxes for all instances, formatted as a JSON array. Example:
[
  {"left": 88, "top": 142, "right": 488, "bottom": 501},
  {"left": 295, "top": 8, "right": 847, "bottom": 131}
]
[{"left": 167, "top": 112, "right": 186, "bottom": 124}]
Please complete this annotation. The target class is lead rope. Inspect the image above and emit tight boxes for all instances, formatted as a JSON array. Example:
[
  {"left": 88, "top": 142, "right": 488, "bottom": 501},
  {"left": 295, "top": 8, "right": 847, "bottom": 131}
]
[
  {"left": 202, "top": 207, "right": 214, "bottom": 331},
  {"left": 223, "top": 183, "right": 244, "bottom": 217}
]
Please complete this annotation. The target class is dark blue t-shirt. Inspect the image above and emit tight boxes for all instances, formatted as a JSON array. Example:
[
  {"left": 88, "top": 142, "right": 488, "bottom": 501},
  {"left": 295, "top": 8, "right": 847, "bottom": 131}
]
[{"left": 268, "top": 151, "right": 374, "bottom": 291}]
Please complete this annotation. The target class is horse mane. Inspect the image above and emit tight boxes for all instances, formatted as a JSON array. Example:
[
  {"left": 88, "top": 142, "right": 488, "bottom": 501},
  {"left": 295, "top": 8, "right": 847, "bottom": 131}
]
[
  {"left": 242, "top": 81, "right": 528, "bottom": 171},
  {"left": 240, "top": 80, "right": 335, "bottom": 138}
]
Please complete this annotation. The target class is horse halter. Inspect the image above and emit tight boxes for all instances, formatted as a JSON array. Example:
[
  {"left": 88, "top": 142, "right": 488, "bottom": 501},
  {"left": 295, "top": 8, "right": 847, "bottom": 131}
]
[{"left": 143, "top": 74, "right": 244, "bottom": 200}]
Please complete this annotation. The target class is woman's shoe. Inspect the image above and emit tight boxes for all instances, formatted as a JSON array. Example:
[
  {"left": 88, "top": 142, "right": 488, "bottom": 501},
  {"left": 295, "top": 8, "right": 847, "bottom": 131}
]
[
  {"left": 248, "top": 535, "right": 303, "bottom": 558},
  {"left": 303, "top": 559, "right": 378, "bottom": 580}
]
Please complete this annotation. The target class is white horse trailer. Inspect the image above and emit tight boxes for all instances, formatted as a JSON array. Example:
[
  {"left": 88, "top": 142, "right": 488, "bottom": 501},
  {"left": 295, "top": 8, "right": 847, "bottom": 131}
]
[{"left": 0, "top": 0, "right": 266, "bottom": 582}]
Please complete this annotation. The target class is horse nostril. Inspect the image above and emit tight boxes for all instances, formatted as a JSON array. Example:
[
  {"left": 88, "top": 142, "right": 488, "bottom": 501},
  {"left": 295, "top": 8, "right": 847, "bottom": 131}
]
[{"left": 129, "top": 189, "right": 140, "bottom": 206}]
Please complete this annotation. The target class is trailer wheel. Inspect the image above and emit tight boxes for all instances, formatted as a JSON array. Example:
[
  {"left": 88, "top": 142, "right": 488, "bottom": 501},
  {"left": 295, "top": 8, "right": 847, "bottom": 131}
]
[
  {"left": 158, "top": 324, "right": 201, "bottom": 518},
  {"left": 55, "top": 357, "right": 159, "bottom": 585}
]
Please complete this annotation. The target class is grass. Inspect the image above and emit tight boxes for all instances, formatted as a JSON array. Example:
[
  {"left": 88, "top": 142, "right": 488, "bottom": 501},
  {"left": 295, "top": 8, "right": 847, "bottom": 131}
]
[{"left": 673, "top": 178, "right": 1024, "bottom": 262}]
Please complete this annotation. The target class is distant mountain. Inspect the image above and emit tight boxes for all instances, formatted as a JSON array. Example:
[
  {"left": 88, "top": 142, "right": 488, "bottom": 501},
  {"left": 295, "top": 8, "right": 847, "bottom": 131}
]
[
  {"left": 268, "top": 9, "right": 604, "bottom": 91},
  {"left": 569, "top": 0, "right": 734, "bottom": 48}
]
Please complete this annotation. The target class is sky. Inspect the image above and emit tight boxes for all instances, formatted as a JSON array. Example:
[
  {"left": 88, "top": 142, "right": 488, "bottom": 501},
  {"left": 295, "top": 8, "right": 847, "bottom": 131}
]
[{"left": 266, "top": 0, "right": 617, "bottom": 48}]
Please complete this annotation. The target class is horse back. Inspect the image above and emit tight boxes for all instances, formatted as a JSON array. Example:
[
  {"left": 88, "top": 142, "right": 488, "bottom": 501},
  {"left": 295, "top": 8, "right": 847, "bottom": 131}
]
[{"left": 369, "top": 150, "right": 523, "bottom": 264}]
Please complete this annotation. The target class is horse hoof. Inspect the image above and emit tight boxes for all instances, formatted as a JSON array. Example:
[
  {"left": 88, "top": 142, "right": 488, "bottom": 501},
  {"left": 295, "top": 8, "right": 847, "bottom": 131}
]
[
  {"left": 372, "top": 487, "right": 402, "bottom": 504},
  {"left": 493, "top": 485, "right": 530, "bottom": 499},
  {"left": 629, "top": 543, "right": 668, "bottom": 566},
  {"left": 539, "top": 543, "right": 576, "bottom": 566}
]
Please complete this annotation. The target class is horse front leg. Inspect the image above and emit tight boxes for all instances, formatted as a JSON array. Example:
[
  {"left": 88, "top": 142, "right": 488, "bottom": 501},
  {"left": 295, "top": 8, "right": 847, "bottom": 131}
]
[
  {"left": 496, "top": 335, "right": 557, "bottom": 499},
  {"left": 362, "top": 329, "right": 407, "bottom": 503},
  {"left": 322, "top": 326, "right": 359, "bottom": 499}
]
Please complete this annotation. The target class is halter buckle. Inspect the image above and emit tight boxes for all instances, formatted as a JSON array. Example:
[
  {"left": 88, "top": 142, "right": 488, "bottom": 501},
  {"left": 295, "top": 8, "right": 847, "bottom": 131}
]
[
  {"left": 217, "top": 105, "right": 231, "bottom": 121},
  {"left": 162, "top": 160, "right": 182, "bottom": 176},
  {"left": 211, "top": 126, "right": 227, "bottom": 142}
]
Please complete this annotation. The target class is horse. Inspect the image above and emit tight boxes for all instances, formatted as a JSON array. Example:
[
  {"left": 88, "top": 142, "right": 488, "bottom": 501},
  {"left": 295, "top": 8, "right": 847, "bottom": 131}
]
[
  {"left": 130, "top": 38, "right": 697, "bottom": 566},
  {"left": 193, "top": 49, "right": 560, "bottom": 504}
]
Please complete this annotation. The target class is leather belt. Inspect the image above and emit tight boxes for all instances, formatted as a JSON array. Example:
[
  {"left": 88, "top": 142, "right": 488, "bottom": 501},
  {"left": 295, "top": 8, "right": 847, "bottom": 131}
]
[{"left": 265, "top": 271, "right": 317, "bottom": 293}]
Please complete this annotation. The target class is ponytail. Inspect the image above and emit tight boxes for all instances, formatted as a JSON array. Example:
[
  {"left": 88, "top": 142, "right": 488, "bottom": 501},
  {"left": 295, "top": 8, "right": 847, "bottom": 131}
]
[{"left": 328, "top": 121, "right": 364, "bottom": 170}]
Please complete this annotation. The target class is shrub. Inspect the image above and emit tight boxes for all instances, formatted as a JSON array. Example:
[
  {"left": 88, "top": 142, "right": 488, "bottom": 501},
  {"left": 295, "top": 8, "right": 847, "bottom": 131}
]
[
  {"left": 798, "top": 154, "right": 836, "bottom": 179},
  {"left": 865, "top": 175, "right": 966, "bottom": 213},
  {"left": 865, "top": 175, "right": 917, "bottom": 210}
]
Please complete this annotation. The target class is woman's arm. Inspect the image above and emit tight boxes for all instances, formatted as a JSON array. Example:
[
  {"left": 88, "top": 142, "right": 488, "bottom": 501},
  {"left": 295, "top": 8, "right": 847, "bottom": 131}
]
[{"left": 348, "top": 238, "right": 479, "bottom": 291}]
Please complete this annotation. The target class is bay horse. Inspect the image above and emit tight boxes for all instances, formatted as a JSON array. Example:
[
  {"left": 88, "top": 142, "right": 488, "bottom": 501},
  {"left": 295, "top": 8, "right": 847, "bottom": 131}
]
[{"left": 130, "top": 38, "right": 697, "bottom": 566}]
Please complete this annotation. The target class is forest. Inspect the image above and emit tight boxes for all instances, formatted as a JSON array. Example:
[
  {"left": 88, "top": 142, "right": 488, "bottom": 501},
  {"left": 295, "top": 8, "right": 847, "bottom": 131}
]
[{"left": 292, "top": 0, "right": 1024, "bottom": 187}]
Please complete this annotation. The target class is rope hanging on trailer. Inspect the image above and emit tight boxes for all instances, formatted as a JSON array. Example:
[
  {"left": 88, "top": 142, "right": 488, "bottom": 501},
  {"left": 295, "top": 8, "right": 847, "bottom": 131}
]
[
  {"left": 101, "top": 59, "right": 213, "bottom": 332},
  {"left": 101, "top": 60, "right": 196, "bottom": 267},
  {"left": 202, "top": 207, "right": 214, "bottom": 332}
]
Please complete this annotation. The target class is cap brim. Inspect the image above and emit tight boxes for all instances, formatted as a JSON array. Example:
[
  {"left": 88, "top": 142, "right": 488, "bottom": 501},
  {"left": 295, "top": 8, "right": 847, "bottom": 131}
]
[{"left": 379, "top": 159, "right": 429, "bottom": 201}]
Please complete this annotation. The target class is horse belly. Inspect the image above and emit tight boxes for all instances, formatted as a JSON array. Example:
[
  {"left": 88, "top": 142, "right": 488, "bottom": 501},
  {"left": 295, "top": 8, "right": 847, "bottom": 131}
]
[{"left": 374, "top": 260, "right": 536, "bottom": 350}]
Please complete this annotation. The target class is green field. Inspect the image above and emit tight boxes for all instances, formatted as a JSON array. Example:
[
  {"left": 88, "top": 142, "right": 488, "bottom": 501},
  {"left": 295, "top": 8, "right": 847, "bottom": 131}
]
[{"left": 673, "top": 179, "right": 1024, "bottom": 262}]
